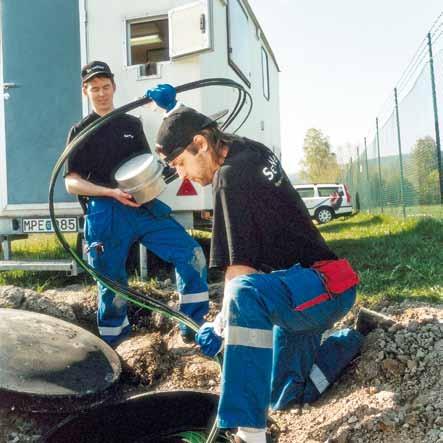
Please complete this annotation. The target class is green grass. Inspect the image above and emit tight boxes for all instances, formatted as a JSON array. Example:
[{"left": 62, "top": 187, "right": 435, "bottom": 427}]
[
  {"left": 357, "top": 204, "right": 443, "bottom": 220},
  {"left": 5, "top": 233, "right": 77, "bottom": 259},
  {"left": 1, "top": 215, "right": 442, "bottom": 306},
  {"left": 0, "top": 230, "right": 214, "bottom": 290},
  {"left": 0, "top": 234, "right": 91, "bottom": 290},
  {"left": 319, "top": 213, "right": 443, "bottom": 305}
]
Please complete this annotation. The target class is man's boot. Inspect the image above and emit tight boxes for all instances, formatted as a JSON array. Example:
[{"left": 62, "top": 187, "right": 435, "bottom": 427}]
[
  {"left": 355, "top": 307, "right": 396, "bottom": 335},
  {"left": 226, "top": 422, "right": 279, "bottom": 443}
]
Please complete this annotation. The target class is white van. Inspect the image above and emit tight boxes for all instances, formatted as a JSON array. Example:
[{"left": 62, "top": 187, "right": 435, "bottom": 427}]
[{"left": 293, "top": 183, "right": 353, "bottom": 224}]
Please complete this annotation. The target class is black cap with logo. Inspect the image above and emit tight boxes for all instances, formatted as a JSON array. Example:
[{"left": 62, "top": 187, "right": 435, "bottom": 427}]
[
  {"left": 156, "top": 106, "right": 216, "bottom": 162},
  {"left": 81, "top": 61, "right": 114, "bottom": 83}
]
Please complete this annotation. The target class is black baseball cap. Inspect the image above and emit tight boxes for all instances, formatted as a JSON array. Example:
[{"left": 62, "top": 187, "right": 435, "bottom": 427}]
[
  {"left": 156, "top": 106, "right": 217, "bottom": 162},
  {"left": 81, "top": 61, "right": 114, "bottom": 82}
]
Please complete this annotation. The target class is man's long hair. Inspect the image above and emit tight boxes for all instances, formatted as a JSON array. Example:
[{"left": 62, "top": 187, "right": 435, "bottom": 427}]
[{"left": 190, "top": 126, "right": 240, "bottom": 162}]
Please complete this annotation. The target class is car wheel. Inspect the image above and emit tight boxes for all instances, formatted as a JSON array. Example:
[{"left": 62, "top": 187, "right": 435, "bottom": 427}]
[{"left": 315, "top": 207, "right": 334, "bottom": 224}]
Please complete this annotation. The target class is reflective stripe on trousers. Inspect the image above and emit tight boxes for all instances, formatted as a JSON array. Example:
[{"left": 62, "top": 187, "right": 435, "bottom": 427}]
[
  {"left": 217, "top": 266, "right": 360, "bottom": 429},
  {"left": 225, "top": 325, "right": 273, "bottom": 348},
  {"left": 98, "top": 316, "right": 130, "bottom": 336}
]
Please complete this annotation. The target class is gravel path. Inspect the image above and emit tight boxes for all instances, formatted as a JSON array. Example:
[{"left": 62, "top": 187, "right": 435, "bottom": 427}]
[{"left": 0, "top": 284, "right": 441, "bottom": 443}]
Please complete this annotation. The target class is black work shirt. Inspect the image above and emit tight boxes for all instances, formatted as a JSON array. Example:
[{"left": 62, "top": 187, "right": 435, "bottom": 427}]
[
  {"left": 65, "top": 112, "right": 151, "bottom": 188},
  {"left": 210, "top": 137, "right": 337, "bottom": 270}
]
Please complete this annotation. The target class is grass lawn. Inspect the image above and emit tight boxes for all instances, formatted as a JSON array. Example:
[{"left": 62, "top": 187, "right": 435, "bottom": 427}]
[
  {"left": 0, "top": 234, "right": 91, "bottom": 291},
  {"left": 320, "top": 213, "right": 443, "bottom": 305},
  {"left": 361, "top": 204, "right": 443, "bottom": 220},
  {"left": 1, "top": 213, "right": 442, "bottom": 306}
]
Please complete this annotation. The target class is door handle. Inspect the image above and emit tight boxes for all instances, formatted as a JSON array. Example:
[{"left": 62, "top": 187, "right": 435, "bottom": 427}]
[
  {"left": 200, "top": 14, "right": 206, "bottom": 33},
  {"left": 3, "top": 83, "right": 20, "bottom": 90}
]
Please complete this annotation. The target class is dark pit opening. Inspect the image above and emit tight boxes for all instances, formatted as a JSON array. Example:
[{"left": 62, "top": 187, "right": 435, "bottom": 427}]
[{"left": 43, "top": 390, "right": 220, "bottom": 443}]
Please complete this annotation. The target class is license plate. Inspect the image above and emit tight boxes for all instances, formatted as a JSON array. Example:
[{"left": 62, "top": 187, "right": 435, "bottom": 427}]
[{"left": 22, "top": 217, "right": 78, "bottom": 233}]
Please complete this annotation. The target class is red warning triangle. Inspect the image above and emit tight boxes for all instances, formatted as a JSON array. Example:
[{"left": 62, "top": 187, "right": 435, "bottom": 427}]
[{"left": 176, "top": 178, "right": 198, "bottom": 196}]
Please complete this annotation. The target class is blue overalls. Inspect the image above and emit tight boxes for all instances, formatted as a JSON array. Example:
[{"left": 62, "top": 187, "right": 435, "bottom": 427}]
[
  {"left": 84, "top": 197, "right": 208, "bottom": 345},
  {"left": 217, "top": 264, "right": 363, "bottom": 429}
]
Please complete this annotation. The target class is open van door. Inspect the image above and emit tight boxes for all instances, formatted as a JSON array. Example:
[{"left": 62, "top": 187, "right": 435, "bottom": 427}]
[{"left": 169, "top": 0, "right": 213, "bottom": 59}]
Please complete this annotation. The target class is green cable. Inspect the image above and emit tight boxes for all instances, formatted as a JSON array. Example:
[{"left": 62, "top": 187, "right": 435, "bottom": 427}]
[{"left": 48, "top": 78, "right": 251, "bottom": 443}]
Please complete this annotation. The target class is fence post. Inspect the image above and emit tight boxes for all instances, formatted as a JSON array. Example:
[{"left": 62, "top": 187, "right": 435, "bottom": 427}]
[
  {"left": 364, "top": 137, "right": 370, "bottom": 210},
  {"left": 364, "top": 137, "right": 369, "bottom": 181},
  {"left": 356, "top": 145, "right": 362, "bottom": 211},
  {"left": 427, "top": 32, "right": 443, "bottom": 204},
  {"left": 394, "top": 88, "right": 406, "bottom": 218},
  {"left": 376, "top": 117, "right": 384, "bottom": 213},
  {"left": 349, "top": 156, "right": 353, "bottom": 191}
]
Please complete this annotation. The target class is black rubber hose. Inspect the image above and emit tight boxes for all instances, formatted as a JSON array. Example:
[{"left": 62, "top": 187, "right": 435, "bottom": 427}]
[
  {"left": 221, "top": 87, "right": 243, "bottom": 131},
  {"left": 233, "top": 89, "right": 253, "bottom": 134},
  {"left": 50, "top": 79, "right": 248, "bottom": 304},
  {"left": 49, "top": 78, "right": 252, "bottom": 329},
  {"left": 222, "top": 86, "right": 252, "bottom": 133},
  {"left": 49, "top": 77, "right": 252, "bottom": 443}
]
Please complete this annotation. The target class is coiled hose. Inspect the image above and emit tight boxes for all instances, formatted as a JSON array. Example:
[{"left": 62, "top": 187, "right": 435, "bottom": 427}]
[{"left": 48, "top": 78, "right": 252, "bottom": 443}]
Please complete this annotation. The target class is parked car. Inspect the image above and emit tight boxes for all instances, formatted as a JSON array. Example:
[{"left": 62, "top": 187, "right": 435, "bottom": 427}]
[{"left": 293, "top": 183, "right": 353, "bottom": 224}]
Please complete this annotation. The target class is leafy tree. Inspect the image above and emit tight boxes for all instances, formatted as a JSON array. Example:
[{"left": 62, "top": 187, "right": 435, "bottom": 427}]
[
  {"left": 383, "top": 169, "right": 416, "bottom": 206},
  {"left": 300, "top": 128, "right": 340, "bottom": 182},
  {"left": 421, "top": 169, "right": 440, "bottom": 204},
  {"left": 410, "top": 136, "right": 439, "bottom": 204}
]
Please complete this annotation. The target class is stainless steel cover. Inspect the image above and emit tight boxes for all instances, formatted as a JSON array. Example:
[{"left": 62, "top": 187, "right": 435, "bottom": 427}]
[{"left": 114, "top": 154, "right": 166, "bottom": 204}]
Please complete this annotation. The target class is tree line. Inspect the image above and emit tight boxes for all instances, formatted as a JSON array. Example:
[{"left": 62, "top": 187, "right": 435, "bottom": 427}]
[{"left": 299, "top": 128, "right": 441, "bottom": 206}]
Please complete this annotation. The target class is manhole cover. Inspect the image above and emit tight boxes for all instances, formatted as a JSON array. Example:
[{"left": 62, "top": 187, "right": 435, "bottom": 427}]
[{"left": 0, "top": 308, "right": 121, "bottom": 412}]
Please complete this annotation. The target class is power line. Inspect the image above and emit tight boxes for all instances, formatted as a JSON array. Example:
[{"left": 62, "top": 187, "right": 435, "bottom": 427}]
[
  {"left": 396, "top": 38, "right": 428, "bottom": 92},
  {"left": 429, "top": 9, "right": 443, "bottom": 35}
]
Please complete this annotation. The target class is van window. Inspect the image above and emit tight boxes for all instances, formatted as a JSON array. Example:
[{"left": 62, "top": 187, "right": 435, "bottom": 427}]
[
  {"left": 227, "top": 0, "right": 251, "bottom": 87},
  {"left": 296, "top": 187, "right": 315, "bottom": 198},
  {"left": 318, "top": 186, "right": 339, "bottom": 197},
  {"left": 261, "top": 47, "right": 270, "bottom": 100},
  {"left": 127, "top": 17, "right": 169, "bottom": 70}
]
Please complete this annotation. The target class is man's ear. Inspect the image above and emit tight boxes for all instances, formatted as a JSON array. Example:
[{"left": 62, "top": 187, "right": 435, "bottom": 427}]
[{"left": 193, "top": 134, "right": 208, "bottom": 151}]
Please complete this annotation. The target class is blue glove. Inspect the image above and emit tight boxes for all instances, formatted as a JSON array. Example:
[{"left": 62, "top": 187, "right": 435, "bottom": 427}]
[
  {"left": 146, "top": 84, "right": 177, "bottom": 112},
  {"left": 196, "top": 322, "right": 223, "bottom": 357}
]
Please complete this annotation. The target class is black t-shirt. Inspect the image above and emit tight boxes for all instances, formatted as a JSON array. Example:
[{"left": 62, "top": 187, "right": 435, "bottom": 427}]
[
  {"left": 65, "top": 112, "right": 151, "bottom": 188},
  {"left": 210, "top": 137, "right": 337, "bottom": 270}
]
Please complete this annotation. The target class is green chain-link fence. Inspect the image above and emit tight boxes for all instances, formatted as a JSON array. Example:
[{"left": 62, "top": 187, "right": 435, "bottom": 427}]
[{"left": 342, "top": 14, "right": 443, "bottom": 219}]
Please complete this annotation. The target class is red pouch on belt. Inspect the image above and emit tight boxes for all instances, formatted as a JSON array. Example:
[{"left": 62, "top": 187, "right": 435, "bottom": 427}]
[{"left": 311, "top": 259, "right": 360, "bottom": 295}]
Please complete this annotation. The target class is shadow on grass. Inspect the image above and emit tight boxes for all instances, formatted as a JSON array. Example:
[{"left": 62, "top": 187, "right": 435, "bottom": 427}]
[
  {"left": 319, "top": 214, "right": 384, "bottom": 234},
  {"left": 326, "top": 217, "right": 443, "bottom": 304}
]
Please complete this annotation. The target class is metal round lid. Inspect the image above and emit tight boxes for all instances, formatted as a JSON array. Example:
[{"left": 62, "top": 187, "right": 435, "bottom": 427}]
[
  {"left": 0, "top": 308, "right": 121, "bottom": 412},
  {"left": 115, "top": 153, "right": 158, "bottom": 182}
]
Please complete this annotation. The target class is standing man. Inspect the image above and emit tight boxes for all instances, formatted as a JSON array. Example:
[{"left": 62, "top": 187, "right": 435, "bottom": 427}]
[
  {"left": 149, "top": 86, "right": 364, "bottom": 443},
  {"left": 64, "top": 62, "right": 209, "bottom": 346}
]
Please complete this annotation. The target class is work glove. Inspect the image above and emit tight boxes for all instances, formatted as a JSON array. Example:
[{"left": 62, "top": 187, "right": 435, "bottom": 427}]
[
  {"left": 195, "top": 322, "right": 224, "bottom": 357},
  {"left": 146, "top": 84, "right": 177, "bottom": 112}
]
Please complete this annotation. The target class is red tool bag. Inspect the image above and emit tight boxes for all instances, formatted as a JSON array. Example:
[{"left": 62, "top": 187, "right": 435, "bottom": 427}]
[{"left": 295, "top": 259, "right": 360, "bottom": 312}]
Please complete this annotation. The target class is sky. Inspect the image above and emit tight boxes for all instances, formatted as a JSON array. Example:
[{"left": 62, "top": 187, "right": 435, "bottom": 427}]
[{"left": 247, "top": 0, "right": 443, "bottom": 173}]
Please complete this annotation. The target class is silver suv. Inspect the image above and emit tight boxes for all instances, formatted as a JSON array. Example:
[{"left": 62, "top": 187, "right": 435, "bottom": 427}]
[{"left": 293, "top": 183, "right": 353, "bottom": 224}]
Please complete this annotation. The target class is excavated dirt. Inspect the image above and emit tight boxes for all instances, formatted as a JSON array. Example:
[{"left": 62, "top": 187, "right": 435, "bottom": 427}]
[{"left": 0, "top": 283, "right": 442, "bottom": 443}]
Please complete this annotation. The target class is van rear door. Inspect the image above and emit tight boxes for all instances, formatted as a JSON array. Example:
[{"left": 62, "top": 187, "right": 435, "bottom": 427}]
[{"left": 317, "top": 185, "right": 352, "bottom": 215}]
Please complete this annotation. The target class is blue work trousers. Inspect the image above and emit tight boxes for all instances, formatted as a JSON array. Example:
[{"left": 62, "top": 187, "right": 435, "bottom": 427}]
[
  {"left": 84, "top": 197, "right": 208, "bottom": 345},
  {"left": 218, "top": 264, "right": 363, "bottom": 429}
]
